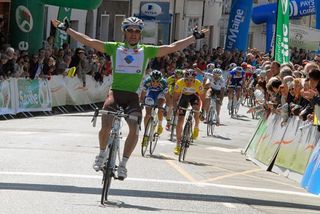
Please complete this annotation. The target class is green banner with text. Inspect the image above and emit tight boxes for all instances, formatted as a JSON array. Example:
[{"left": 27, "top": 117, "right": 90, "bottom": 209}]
[{"left": 274, "top": 0, "right": 290, "bottom": 64}]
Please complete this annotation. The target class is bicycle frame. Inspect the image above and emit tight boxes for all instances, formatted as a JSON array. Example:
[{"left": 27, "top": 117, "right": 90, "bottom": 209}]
[{"left": 91, "top": 108, "right": 138, "bottom": 204}]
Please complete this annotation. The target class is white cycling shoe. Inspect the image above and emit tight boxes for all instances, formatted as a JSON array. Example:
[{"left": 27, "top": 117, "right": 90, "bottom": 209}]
[
  {"left": 92, "top": 153, "right": 108, "bottom": 171},
  {"left": 117, "top": 165, "right": 127, "bottom": 180}
]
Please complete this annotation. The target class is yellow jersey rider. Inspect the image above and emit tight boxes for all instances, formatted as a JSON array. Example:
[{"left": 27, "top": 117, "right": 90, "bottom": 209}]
[{"left": 173, "top": 69, "right": 204, "bottom": 155}]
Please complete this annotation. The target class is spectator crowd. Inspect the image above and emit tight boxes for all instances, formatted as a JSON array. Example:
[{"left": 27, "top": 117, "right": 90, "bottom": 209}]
[{"left": 0, "top": 34, "right": 319, "bottom": 126}]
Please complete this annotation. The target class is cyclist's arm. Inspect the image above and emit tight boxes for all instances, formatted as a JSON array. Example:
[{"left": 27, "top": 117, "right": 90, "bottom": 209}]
[
  {"left": 156, "top": 29, "right": 208, "bottom": 57},
  {"left": 52, "top": 19, "right": 104, "bottom": 53},
  {"left": 66, "top": 28, "right": 105, "bottom": 53}
]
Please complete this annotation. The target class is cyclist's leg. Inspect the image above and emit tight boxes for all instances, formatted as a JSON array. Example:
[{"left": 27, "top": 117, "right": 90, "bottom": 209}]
[
  {"left": 204, "top": 88, "right": 212, "bottom": 115},
  {"left": 156, "top": 97, "right": 166, "bottom": 131},
  {"left": 236, "top": 86, "right": 242, "bottom": 109},
  {"left": 165, "top": 93, "right": 173, "bottom": 129},
  {"left": 175, "top": 95, "right": 188, "bottom": 149},
  {"left": 99, "top": 90, "right": 116, "bottom": 150},
  {"left": 116, "top": 91, "right": 142, "bottom": 179},
  {"left": 215, "top": 90, "right": 222, "bottom": 125},
  {"left": 144, "top": 107, "right": 152, "bottom": 128},
  {"left": 227, "top": 86, "right": 233, "bottom": 109},
  {"left": 191, "top": 94, "right": 201, "bottom": 139}
]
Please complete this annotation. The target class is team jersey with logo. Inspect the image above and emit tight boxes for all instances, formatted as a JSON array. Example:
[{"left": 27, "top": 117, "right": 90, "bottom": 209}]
[
  {"left": 174, "top": 78, "right": 204, "bottom": 95},
  {"left": 205, "top": 74, "right": 226, "bottom": 91},
  {"left": 229, "top": 69, "right": 245, "bottom": 86},
  {"left": 143, "top": 76, "right": 168, "bottom": 93},
  {"left": 104, "top": 42, "right": 159, "bottom": 93}
]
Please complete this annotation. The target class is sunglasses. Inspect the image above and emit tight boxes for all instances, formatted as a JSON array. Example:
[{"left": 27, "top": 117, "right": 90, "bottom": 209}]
[{"left": 125, "top": 28, "right": 141, "bottom": 34}]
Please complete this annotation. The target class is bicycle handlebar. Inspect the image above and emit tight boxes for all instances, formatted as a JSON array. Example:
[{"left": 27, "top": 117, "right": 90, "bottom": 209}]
[{"left": 91, "top": 108, "right": 139, "bottom": 127}]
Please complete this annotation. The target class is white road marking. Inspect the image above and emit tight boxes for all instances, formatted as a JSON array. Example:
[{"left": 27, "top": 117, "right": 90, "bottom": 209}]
[
  {"left": 222, "top": 202, "right": 237, "bottom": 209},
  {"left": 0, "top": 171, "right": 317, "bottom": 198},
  {"left": 206, "top": 147, "right": 242, "bottom": 153}
]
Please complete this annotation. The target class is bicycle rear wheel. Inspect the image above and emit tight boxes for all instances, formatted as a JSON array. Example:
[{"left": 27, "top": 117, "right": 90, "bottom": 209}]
[
  {"left": 101, "top": 143, "right": 115, "bottom": 204},
  {"left": 141, "top": 118, "right": 152, "bottom": 157}
]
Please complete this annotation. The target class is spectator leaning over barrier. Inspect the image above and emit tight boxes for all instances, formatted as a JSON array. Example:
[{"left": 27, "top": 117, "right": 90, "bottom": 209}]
[{"left": 51, "top": 17, "right": 208, "bottom": 180}]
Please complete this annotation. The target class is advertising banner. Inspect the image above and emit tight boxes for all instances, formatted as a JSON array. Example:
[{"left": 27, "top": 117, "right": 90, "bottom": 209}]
[
  {"left": 54, "top": 7, "right": 72, "bottom": 48},
  {"left": 256, "top": 115, "right": 288, "bottom": 167},
  {"left": 274, "top": 117, "right": 301, "bottom": 170},
  {"left": 301, "top": 138, "right": 320, "bottom": 195},
  {"left": 225, "top": 0, "right": 253, "bottom": 51},
  {"left": 48, "top": 75, "right": 68, "bottom": 107},
  {"left": 244, "top": 117, "right": 268, "bottom": 157},
  {"left": 10, "top": 0, "right": 45, "bottom": 54},
  {"left": 251, "top": 114, "right": 277, "bottom": 166},
  {"left": 86, "top": 75, "right": 111, "bottom": 103},
  {"left": 290, "top": 24, "right": 320, "bottom": 51},
  {"left": 274, "top": 0, "right": 290, "bottom": 64},
  {"left": 64, "top": 77, "right": 91, "bottom": 105},
  {"left": 0, "top": 79, "right": 16, "bottom": 115},
  {"left": 16, "top": 79, "right": 51, "bottom": 112},
  {"left": 139, "top": 2, "right": 171, "bottom": 22}
]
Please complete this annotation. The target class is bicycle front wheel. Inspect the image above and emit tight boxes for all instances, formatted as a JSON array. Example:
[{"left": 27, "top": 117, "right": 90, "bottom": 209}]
[
  {"left": 207, "top": 107, "right": 216, "bottom": 136},
  {"left": 179, "top": 123, "right": 191, "bottom": 162},
  {"left": 150, "top": 133, "right": 159, "bottom": 155},
  {"left": 141, "top": 118, "right": 152, "bottom": 157},
  {"left": 101, "top": 142, "right": 115, "bottom": 204}
]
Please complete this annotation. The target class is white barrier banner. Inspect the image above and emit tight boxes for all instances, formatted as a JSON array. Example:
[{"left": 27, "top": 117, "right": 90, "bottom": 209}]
[
  {"left": 16, "top": 79, "right": 52, "bottom": 113},
  {"left": 48, "top": 75, "right": 68, "bottom": 107},
  {"left": 63, "top": 77, "right": 91, "bottom": 105},
  {"left": 0, "top": 79, "right": 16, "bottom": 115},
  {"left": 290, "top": 24, "right": 320, "bottom": 51}
]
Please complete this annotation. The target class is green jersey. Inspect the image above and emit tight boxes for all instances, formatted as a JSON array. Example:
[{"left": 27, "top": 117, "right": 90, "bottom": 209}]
[{"left": 104, "top": 42, "right": 159, "bottom": 93}]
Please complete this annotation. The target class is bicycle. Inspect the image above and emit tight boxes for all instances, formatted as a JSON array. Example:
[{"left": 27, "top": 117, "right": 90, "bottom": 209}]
[
  {"left": 141, "top": 104, "right": 166, "bottom": 156},
  {"left": 178, "top": 107, "right": 199, "bottom": 162},
  {"left": 206, "top": 94, "right": 219, "bottom": 136},
  {"left": 91, "top": 108, "right": 139, "bottom": 204}
]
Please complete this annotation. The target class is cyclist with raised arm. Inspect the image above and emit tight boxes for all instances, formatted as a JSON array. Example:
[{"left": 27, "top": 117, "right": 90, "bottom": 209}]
[
  {"left": 173, "top": 69, "right": 204, "bottom": 155},
  {"left": 227, "top": 66, "right": 245, "bottom": 112},
  {"left": 165, "top": 69, "right": 184, "bottom": 130},
  {"left": 203, "top": 68, "right": 225, "bottom": 125},
  {"left": 52, "top": 17, "right": 208, "bottom": 180},
  {"left": 140, "top": 70, "right": 168, "bottom": 136}
]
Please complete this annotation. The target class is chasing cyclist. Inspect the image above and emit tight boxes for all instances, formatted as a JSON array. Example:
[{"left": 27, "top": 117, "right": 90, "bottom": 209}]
[
  {"left": 52, "top": 17, "right": 208, "bottom": 179},
  {"left": 173, "top": 69, "right": 204, "bottom": 155},
  {"left": 203, "top": 68, "right": 225, "bottom": 125},
  {"left": 227, "top": 66, "right": 245, "bottom": 113},
  {"left": 140, "top": 70, "right": 168, "bottom": 135}
]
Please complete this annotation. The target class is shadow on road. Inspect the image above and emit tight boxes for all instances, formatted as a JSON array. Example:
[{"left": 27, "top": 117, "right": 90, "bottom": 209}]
[
  {"left": 148, "top": 154, "right": 175, "bottom": 161},
  {"left": 1, "top": 182, "right": 319, "bottom": 212}
]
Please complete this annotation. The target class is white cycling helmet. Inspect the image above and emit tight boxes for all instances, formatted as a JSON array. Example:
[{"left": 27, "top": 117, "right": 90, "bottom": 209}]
[
  {"left": 212, "top": 68, "right": 222, "bottom": 76},
  {"left": 229, "top": 63, "right": 237, "bottom": 70},
  {"left": 121, "top": 17, "right": 144, "bottom": 31},
  {"left": 207, "top": 63, "right": 215, "bottom": 70}
]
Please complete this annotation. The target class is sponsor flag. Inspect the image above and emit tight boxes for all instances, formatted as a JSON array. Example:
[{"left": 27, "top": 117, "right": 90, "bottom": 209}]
[
  {"left": 274, "top": 0, "right": 290, "bottom": 64},
  {"left": 225, "top": 0, "right": 253, "bottom": 51}
]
